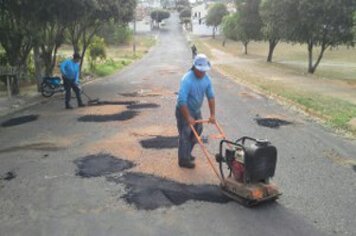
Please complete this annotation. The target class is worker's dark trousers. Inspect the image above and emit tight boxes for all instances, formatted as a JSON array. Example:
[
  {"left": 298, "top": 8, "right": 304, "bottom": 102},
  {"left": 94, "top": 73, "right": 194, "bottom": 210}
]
[
  {"left": 175, "top": 107, "right": 203, "bottom": 163},
  {"left": 62, "top": 76, "right": 83, "bottom": 106}
]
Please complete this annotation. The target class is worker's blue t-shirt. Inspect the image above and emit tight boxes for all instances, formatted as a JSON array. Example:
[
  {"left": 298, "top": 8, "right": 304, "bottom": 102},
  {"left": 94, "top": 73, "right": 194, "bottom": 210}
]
[
  {"left": 60, "top": 59, "right": 80, "bottom": 83},
  {"left": 176, "top": 70, "right": 215, "bottom": 116}
]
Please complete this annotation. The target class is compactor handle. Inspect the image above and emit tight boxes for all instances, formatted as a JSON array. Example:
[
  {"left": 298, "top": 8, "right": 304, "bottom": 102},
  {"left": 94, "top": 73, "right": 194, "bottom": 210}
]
[{"left": 193, "top": 120, "right": 226, "bottom": 140}]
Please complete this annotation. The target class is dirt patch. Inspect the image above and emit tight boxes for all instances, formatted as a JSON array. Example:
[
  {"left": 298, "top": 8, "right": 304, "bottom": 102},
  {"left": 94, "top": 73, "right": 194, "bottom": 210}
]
[
  {"left": 74, "top": 154, "right": 135, "bottom": 178},
  {"left": 140, "top": 136, "right": 178, "bottom": 149},
  {"left": 1, "top": 115, "right": 39, "bottom": 127},
  {"left": 107, "top": 172, "right": 230, "bottom": 210},
  {"left": 90, "top": 101, "right": 137, "bottom": 106},
  {"left": 119, "top": 91, "right": 161, "bottom": 97},
  {"left": 348, "top": 118, "right": 356, "bottom": 131},
  {"left": 78, "top": 110, "right": 139, "bottom": 122},
  {"left": 77, "top": 105, "right": 127, "bottom": 115},
  {"left": 239, "top": 92, "right": 261, "bottom": 99},
  {"left": 324, "top": 149, "right": 356, "bottom": 169},
  {"left": 86, "top": 126, "right": 218, "bottom": 185},
  {"left": 0, "top": 142, "right": 67, "bottom": 154},
  {"left": 1, "top": 171, "right": 16, "bottom": 181},
  {"left": 127, "top": 103, "right": 160, "bottom": 110},
  {"left": 158, "top": 69, "right": 179, "bottom": 76}
]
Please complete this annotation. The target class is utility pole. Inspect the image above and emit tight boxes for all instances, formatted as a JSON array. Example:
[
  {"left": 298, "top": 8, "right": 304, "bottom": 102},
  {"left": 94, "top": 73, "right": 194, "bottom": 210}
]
[{"left": 133, "top": 3, "right": 137, "bottom": 55}]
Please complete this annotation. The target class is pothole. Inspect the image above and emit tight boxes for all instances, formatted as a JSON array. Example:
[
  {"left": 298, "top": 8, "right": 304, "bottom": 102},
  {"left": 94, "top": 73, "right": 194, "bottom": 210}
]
[
  {"left": 107, "top": 172, "right": 230, "bottom": 210},
  {"left": 74, "top": 153, "right": 230, "bottom": 209},
  {"left": 78, "top": 110, "right": 139, "bottom": 122},
  {"left": 255, "top": 117, "right": 292, "bottom": 128},
  {"left": 127, "top": 103, "right": 160, "bottom": 110},
  {"left": 1, "top": 171, "right": 16, "bottom": 181},
  {"left": 139, "top": 136, "right": 178, "bottom": 149},
  {"left": 1, "top": 115, "right": 39, "bottom": 127},
  {"left": 74, "top": 154, "right": 135, "bottom": 178}
]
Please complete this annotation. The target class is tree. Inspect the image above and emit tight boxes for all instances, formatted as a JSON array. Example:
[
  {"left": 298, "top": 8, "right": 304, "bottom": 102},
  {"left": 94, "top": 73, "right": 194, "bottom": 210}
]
[
  {"left": 260, "top": 0, "right": 287, "bottom": 62},
  {"left": 0, "top": 0, "right": 34, "bottom": 94},
  {"left": 32, "top": 0, "right": 68, "bottom": 79},
  {"left": 222, "top": 13, "right": 240, "bottom": 42},
  {"left": 236, "top": 0, "right": 262, "bottom": 54},
  {"left": 150, "top": 9, "right": 170, "bottom": 29},
  {"left": 179, "top": 8, "right": 191, "bottom": 19},
  {"left": 206, "top": 3, "right": 228, "bottom": 39},
  {"left": 285, "top": 0, "right": 355, "bottom": 73},
  {"left": 175, "top": 0, "right": 190, "bottom": 12},
  {"left": 66, "top": 0, "right": 136, "bottom": 71}
]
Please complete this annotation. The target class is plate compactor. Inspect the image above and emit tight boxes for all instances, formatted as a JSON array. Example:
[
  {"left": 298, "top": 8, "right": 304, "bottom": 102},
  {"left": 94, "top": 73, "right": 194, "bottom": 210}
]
[{"left": 190, "top": 120, "right": 281, "bottom": 206}]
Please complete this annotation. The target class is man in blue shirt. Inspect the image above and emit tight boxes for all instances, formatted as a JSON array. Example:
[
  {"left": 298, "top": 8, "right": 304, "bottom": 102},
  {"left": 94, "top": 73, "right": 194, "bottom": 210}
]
[
  {"left": 176, "top": 54, "right": 216, "bottom": 169},
  {"left": 60, "top": 53, "right": 85, "bottom": 109}
]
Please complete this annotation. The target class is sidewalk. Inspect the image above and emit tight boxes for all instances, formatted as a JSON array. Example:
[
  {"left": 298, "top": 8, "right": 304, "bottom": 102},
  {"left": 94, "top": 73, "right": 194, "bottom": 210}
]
[{"left": 0, "top": 91, "right": 46, "bottom": 118}]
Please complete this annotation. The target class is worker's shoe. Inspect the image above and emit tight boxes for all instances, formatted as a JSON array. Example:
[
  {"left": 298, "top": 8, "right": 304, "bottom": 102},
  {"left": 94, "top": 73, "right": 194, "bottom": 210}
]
[
  {"left": 65, "top": 103, "right": 73, "bottom": 109},
  {"left": 179, "top": 160, "right": 195, "bottom": 169},
  {"left": 78, "top": 103, "right": 86, "bottom": 107}
]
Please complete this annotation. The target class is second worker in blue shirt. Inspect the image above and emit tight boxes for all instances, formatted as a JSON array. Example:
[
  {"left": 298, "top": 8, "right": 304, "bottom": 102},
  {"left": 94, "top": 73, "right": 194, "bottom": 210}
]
[{"left": 60, "top": 53, "right": 85, "bottom": 109}]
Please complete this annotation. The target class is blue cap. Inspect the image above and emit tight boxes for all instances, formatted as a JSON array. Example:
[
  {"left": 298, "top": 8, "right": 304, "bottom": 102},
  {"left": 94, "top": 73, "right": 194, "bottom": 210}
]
[{"left": 193, "top": 54, "right": 211, "bottom": 72}]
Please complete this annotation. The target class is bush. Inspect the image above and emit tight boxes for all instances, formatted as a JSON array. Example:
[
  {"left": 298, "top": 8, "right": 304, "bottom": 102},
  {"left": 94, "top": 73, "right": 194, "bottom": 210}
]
[
  {"left": 98, "top": 21, "right": 132, "bottom": 45},
  {"left": 87, "top": 36, "right": 107, "bottom": 71}
]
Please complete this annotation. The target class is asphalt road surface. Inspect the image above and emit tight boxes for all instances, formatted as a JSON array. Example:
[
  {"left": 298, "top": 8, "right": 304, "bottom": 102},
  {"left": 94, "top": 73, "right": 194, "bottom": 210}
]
[{"left": 0, "top": 13, "right": 355, "bottom": 236}]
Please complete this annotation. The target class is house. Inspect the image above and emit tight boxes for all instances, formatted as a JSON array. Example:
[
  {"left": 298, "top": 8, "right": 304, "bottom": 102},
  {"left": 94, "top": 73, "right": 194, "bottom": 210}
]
[{"left": 190, "top": 1, "right": 217, "bottom": 36}]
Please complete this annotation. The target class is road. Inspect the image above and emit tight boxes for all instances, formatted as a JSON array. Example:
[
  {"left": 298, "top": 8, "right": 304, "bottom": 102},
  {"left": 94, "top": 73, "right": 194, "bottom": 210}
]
[{"left": 0, "top": 13, "right": 355, "bottom": 236}]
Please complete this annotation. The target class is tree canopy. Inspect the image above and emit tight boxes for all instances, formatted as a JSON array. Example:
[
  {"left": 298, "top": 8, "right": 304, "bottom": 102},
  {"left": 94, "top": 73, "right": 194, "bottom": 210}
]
[
  {"left": 206, "top": 3, "right": 229, "bottom": 39},
  {"left": 0, "top": 0, "right": 136, "bottom": 94},
  {"left": 150, "top": 9, "right": 170, "bottom": 28},
  {"left": 284, "top": 0, "right": 355, "bottom": 73}
]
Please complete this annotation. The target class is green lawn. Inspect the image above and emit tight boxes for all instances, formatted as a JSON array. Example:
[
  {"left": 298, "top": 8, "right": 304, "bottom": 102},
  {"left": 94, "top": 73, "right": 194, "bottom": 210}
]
[
  {"left": 195, "top": 36, "right": 356, "bottom": 136},
  {"left": 204, "top": 38, "right": 356, "bottom": 83}
]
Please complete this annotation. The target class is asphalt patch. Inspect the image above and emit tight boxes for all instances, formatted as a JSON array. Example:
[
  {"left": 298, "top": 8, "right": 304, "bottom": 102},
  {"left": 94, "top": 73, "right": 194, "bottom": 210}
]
[
  {"left": 90, "top": 100, "right": 137, "bottom": 106},
  {"left": 255, "top": 118, "right": 292, "bottom": 128},
  {"left": 140, "top": 136, "right": 178, "bottom": 149},
  {"left": 74, "top": 154, "right": 135, "bottom": 178},
  {"left": 1, "top": 171, "right": 16, "bottom": 181},
  {"left": 127, "top": 103, "right": 160, "bottom": 110},
  {"left": 78, "top": 110, "right": 139, "bottom": 122},
  {"left": 107, "top": 172, "right": 230, "bottom": 210},
  {"left": 1, "top": 115, "right": 39, "bottom": 127}
]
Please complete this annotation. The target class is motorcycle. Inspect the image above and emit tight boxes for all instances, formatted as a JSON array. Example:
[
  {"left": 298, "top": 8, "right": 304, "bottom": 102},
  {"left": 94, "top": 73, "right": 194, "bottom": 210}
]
[{"left": 40, "top": 76, "right": 64, "bottom": 97}]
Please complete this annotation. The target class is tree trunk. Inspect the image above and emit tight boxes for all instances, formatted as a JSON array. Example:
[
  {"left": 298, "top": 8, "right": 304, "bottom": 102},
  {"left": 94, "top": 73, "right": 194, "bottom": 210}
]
[
  {"left": 212, "top": 27, "right": 216, "bottom": 39},
  {"left": 307, "top": 41, "right": 314, "bottom": 73},
  {"left": 33, "top": 46, "right": 44, "bottom": 92},
  {"left": 267, "top": 39, "right": 278, "bottom": 62},
  {"left": 242, "top": 42, "right": 248, "bottom": 55},
  {"left": 308, "top": 42, "right": 327, "bottom": 74}
]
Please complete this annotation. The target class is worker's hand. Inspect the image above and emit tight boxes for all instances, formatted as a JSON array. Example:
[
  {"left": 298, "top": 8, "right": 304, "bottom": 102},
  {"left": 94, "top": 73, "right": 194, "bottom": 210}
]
[
  {"left": 208, "top": 115, "right": 216, "bottom": 124},
  {"left": 187, "top": 116, "right": 196, "bottom": 126}
]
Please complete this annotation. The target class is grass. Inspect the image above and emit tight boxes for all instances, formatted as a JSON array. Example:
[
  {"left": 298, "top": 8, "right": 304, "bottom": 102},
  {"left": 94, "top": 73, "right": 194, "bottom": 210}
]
[
  {"left": 57, "top": 35, "right": 156, "bottom": 78},
  {"left": 94, "top": 59, "right": 131, "bottom": 77},
  {"left": 193, "top": 35, "right": 356, "bottom": 135},
  {"left": 219, "top": 64, "right": 356, "bottom": 133},
  {"left": 203, "top": 37, "right": 356, "bottom": 82}
]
